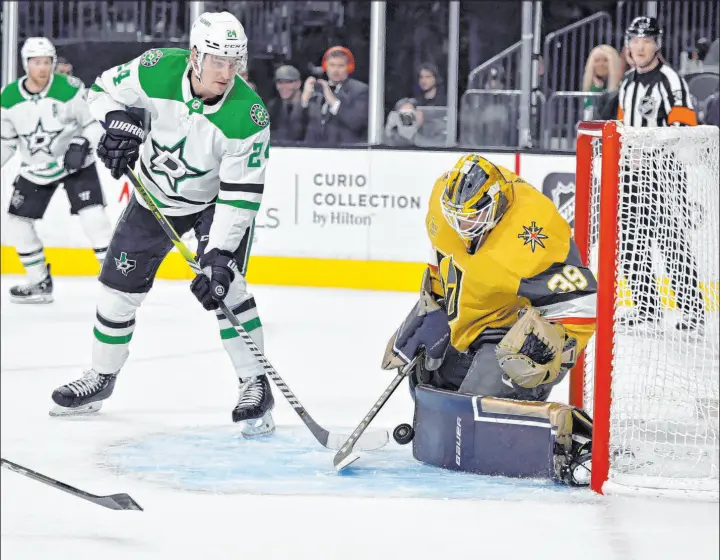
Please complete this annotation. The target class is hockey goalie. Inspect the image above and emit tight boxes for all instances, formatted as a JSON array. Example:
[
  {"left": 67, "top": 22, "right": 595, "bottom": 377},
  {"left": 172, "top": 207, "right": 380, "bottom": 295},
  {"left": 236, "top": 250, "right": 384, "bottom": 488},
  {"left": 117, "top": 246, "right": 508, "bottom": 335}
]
[{"left": 382, "top": 155, "right": 597, "bottom": 486}]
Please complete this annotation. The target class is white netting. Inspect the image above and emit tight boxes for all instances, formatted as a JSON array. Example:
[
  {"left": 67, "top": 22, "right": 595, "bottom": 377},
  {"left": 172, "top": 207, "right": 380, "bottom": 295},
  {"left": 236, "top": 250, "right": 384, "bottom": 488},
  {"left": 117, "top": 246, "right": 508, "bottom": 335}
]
[{"left": 583, "top": 125, "right": 719, "bottom": 496}]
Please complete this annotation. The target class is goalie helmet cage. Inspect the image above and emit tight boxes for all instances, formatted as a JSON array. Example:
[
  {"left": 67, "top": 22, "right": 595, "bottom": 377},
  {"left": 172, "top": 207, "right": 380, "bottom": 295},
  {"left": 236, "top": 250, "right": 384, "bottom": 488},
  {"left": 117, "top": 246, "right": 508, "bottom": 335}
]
[{"left": 572, "top": 121, "right": 719, "bottom": 499}]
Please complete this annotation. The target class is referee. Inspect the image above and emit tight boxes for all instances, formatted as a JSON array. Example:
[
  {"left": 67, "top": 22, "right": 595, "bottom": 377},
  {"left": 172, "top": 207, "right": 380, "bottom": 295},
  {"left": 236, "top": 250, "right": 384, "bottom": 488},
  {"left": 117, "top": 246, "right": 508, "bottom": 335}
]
[{"left": 616, "top": 16, "right": 704, "bottom": 333}]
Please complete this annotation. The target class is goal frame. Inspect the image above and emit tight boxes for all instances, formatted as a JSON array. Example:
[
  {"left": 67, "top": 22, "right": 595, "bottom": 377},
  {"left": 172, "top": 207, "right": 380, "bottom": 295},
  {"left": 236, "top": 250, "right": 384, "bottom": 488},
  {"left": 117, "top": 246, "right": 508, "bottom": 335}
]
[{"left": 571, "top": 120, "right": 622, "bottom": 495}]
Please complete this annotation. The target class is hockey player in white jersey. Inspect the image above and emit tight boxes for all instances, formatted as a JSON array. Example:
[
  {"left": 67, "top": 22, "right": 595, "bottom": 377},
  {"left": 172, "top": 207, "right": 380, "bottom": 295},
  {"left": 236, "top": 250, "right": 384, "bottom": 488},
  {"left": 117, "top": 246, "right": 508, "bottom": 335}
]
[
  {"left": 1, "top": 37, "right": 112, "bottom": 303},
  {"left": 49, "top": 12, "right": 275, "bottom": 437}
]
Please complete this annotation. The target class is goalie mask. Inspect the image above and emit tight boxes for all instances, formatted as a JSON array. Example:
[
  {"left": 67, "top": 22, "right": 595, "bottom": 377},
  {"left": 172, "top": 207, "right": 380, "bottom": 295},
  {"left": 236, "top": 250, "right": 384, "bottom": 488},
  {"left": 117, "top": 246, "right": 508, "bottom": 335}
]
[
  {"left": 440, "top": 155, "right": 513, "bottom": 253},
  {"left": 189, "top": 11, "right": 248, "bottom": 83},
  {"left": 21, "top": 37, "right": 57, "bottom": 73}
]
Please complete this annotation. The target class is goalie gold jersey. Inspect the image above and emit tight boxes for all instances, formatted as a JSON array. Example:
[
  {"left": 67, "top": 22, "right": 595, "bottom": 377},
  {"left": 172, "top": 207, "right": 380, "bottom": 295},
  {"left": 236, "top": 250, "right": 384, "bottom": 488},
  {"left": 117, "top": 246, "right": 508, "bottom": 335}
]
[{"left": 426, "top": 165, "right": 597, "bottom": 353}]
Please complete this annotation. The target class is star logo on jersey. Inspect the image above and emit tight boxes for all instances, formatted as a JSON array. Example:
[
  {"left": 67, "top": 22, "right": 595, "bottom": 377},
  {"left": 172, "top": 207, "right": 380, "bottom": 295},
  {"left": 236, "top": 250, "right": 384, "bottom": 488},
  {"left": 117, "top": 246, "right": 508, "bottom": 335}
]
[
  {"left": 20, "top": 120, "right": 62, "bottom": 156},
  {"left": 149, "top": 138, "right": 210, "bottom": 193},
  {"left": 250, "top": 104, "right": 269, "bottom": 127},
  {"left": 518, "top": 221, "right": 549, "bottom": 252},
  {"left": 115, "top": 252, "right": 136, "bottom": 276},
  {"left": 140, "top": 48, "right": 164, "bottom": 67}
]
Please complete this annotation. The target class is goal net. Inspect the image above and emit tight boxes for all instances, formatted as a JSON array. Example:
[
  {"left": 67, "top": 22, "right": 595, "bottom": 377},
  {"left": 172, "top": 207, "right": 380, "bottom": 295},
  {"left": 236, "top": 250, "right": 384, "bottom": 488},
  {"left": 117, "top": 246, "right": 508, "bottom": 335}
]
[{"left": 573, "top": 122, "right": 719, "bottom": 498}]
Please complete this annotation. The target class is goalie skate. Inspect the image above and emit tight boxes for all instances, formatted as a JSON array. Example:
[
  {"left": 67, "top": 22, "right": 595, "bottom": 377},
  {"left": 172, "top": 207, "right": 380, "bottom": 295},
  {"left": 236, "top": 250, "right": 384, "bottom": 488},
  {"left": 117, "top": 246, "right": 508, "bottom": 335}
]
[
  {"left": 233, "top": 375, "right": 275, "bottom": 438},
  {"left": 9, "top": 265, "right": 54, "bottom": 304},
  {"left": 49, "top": 369, "right": 117, "bottom": 417}
]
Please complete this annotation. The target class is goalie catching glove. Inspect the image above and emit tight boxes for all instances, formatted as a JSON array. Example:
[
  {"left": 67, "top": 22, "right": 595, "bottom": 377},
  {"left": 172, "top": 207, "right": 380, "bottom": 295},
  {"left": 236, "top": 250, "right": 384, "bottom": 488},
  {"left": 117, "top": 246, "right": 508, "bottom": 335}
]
[
  {"left": 495, "top": 306, "right": 578, "bottom": 389},
  {"left": 382, "top": 268, "right": 450, "bottom": 371}
]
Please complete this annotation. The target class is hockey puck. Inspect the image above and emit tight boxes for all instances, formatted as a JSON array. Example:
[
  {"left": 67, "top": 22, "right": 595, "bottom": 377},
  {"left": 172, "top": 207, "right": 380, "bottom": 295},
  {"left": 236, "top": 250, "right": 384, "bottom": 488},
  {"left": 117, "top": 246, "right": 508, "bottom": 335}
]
[{"left": 393, "top": 423, "right": 414, "bottom": 445}]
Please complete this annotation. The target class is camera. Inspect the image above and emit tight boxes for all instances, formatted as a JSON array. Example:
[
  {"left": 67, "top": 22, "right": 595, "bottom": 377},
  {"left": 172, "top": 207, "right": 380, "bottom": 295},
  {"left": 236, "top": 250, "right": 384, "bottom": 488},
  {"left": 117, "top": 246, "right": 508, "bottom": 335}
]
[{"left": 398, "top": 108, "right": 417, "bottom": 127}]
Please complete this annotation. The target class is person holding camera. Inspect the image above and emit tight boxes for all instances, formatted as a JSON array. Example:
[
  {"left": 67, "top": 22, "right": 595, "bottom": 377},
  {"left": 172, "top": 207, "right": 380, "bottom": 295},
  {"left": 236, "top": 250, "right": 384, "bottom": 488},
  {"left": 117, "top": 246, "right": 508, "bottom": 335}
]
[
  {"left": 299, "top": 46, "right": 369, "bottom": 146},
  {"left": 384, "top": 98, "right": 422, "bottom": 146}
]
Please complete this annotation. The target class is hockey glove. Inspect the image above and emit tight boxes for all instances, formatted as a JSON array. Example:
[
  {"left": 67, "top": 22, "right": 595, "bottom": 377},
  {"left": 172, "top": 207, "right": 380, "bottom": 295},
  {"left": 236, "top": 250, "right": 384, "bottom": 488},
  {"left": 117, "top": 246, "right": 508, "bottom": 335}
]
[
  {"left": 382, "top": 270, "right": 450, "bottom": 372},
  {"left": 190, "top": 249, "right": 239, "bottom": 311},
  {"left": 495, "top": 306, "right": 566, "bottom": 389},
  {"left": 63, "top": 137, "right": 90, "bottom": 172},
  {"left": 97, "top": 110, "right": 145, "bottom": 180}
]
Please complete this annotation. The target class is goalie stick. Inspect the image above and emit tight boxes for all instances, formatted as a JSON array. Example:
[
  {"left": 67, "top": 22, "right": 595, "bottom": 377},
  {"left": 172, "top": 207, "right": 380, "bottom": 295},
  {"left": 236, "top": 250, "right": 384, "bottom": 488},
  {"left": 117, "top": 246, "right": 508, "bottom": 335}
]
[
  {"left": 333, "top": 357, "right": 419, "bottom": 471},
  {"left": 125, "top": 169, "right": 387, "bottom": 453},
  {"left": 1, "top": 458, "right": 143, "bottom": 511}
]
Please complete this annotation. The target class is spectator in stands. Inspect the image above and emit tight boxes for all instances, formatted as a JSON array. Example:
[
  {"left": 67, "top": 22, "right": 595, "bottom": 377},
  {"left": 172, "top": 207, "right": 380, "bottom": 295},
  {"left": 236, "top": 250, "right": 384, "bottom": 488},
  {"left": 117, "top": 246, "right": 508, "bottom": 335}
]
[
  {"left": 582, "top": 45, "right": 622, "bottom": 120},
  {"left": 56, "top": 56, "right": 74, "bottom": 76},
  {"left": 266, "top": 65, "right": 305, "bottom": 143},
  {"left": 415, "top": 62, "right": 446, "bottom": 106},
  {"left": 300, "top": 46, "right": 369, "bottom": 146},
  {"left": 384, "top": 97, "right": 422, "bottom": 146}
]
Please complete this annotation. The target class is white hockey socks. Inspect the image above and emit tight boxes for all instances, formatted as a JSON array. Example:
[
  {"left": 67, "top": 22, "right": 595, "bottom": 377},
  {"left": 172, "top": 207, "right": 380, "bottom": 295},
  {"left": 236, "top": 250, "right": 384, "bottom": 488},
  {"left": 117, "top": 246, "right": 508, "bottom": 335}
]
[
  {"left": 216, "top": 294, "right": 265, "bottom": 379},
  {"left": 78, "top": 205, "right": 112, "bottom": 264},
  {"left": 92, "top": 283, "right": 146, "bottom": 374},
  {"left": 7, "top": 214, "right": 48, "bottom": 283}
]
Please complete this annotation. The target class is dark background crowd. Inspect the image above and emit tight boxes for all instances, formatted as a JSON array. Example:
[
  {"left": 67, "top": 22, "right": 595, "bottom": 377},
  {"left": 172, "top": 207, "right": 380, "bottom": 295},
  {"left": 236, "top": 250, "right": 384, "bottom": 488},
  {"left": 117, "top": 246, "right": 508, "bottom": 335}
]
[{"left": 7, "top": 0, "right": 719, "bottom": 149}]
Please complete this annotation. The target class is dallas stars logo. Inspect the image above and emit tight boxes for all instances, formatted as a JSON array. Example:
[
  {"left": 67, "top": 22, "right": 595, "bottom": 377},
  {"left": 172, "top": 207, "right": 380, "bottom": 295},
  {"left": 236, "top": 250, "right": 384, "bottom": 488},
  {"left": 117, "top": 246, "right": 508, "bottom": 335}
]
[
  {"left": 518, "top": 221, "right": 549, "bottom": 252},
  {"left": 21, "top": 120, "right": 62, "bottom": 156},
  {"left": 149, "top": 138, "right": 209, "bottom": 193},
  {"left": 115, "top": 252, "right": 136, "bottom": 276},
  {"left": 249, "top": 104, "right": 269, "bottom": 127}
]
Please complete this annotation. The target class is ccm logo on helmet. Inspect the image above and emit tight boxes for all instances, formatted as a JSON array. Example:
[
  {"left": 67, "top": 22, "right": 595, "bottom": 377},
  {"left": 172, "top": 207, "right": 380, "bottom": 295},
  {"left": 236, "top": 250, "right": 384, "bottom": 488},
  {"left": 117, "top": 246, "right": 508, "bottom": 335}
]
[{"left": 322, "top": 46, "right": 355, "bottom": 74}]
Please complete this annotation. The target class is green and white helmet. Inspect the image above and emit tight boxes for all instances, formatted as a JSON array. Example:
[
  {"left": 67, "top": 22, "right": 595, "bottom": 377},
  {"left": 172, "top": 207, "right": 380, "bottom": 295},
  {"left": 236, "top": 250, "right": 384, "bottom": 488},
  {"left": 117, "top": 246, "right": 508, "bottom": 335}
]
[
  {"left": 21, "top": 37, "right": 57, "bottom": 73},
  {"left": 190, "top": 11, "right": 248, "bottom": 78}
]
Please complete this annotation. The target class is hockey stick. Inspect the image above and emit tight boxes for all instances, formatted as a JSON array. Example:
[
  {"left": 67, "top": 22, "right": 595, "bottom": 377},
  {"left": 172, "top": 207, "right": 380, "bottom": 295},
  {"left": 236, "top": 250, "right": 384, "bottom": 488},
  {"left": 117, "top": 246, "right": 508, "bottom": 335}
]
[
  {"left": 1, "top": 458, "right": 143, "bottom": 511},
  {"left": 125, "top": 169, "right": 387, "bottom": 452},
  {"left": 333, "top": 356, "right": 419, "bottom": 471}
]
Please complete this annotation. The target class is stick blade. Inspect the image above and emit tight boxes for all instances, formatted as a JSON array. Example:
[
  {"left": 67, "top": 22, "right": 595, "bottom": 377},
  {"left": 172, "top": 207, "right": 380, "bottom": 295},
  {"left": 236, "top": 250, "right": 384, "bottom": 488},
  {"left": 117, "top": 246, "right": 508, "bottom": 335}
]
[
  {"left": 97, "top": 493, "right": 144, "bottom": 511},
  {"left": 333, "top": 453, "right": 361, "bottom": 472}
]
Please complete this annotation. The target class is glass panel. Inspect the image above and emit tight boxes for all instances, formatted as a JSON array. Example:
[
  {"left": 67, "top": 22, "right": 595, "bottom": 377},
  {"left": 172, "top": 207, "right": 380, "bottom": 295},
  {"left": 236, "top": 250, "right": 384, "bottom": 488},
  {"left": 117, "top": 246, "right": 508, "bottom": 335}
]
[{"left": 381, "top": 1, "right": 449, "bottom": 148}]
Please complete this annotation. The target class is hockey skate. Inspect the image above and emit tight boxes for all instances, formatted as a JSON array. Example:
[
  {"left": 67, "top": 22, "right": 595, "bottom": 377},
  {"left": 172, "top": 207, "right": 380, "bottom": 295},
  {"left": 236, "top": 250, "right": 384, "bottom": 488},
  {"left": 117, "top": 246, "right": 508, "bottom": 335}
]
[
  {"left": 9, "top": 264, "right": 54, "bottom": 304},
  {"left": 49, "top": 369, "right": 117, "bottom": 416},
  {"left": 233, "top": 375, "right": 275, "bottom": 438}
]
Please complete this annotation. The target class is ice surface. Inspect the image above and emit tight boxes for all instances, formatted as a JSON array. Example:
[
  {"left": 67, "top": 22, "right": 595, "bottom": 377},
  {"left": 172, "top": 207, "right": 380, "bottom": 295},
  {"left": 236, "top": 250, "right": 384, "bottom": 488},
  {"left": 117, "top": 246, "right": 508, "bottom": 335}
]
[{"left": 1, "top": 276, "right": 718, "bottom": 560}]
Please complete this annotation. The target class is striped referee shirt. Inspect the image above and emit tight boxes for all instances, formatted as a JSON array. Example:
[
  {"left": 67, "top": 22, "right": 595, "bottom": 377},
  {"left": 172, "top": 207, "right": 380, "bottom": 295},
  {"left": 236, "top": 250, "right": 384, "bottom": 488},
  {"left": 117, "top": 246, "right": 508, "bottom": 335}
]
[{"left": 617, "top": 61, "right": 698, "bottom": 127}]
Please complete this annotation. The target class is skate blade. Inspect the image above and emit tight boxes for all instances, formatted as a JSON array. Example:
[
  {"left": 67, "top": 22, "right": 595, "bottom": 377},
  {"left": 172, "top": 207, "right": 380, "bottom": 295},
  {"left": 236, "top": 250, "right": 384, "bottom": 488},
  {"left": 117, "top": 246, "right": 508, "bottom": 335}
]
[
  {"left": 241, "top": 412, "right": 276, "bottom": 438},
  {"left": 49, "top": 401, "right": 103, "bottom": 417},
  {"left": 10, "top": 294, "right": 54, "bottom": 304}
]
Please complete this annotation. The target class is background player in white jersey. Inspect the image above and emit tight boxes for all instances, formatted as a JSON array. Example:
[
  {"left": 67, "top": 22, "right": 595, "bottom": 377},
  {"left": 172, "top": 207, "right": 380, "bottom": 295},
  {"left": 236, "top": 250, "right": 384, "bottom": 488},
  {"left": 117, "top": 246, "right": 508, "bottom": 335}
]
[
  {"left": 1, "top": 37, "right": 112, "bottom": 304},
  {"left": 49, "top": 12, "right": 275, "bottom": 437}
]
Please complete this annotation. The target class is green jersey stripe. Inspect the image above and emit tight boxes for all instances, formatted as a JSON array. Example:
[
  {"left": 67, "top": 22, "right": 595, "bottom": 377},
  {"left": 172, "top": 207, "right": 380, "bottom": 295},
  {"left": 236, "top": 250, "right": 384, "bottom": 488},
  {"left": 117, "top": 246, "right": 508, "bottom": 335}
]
[{"left": 216, "top": 199, "right": 260, "bottom": 211}]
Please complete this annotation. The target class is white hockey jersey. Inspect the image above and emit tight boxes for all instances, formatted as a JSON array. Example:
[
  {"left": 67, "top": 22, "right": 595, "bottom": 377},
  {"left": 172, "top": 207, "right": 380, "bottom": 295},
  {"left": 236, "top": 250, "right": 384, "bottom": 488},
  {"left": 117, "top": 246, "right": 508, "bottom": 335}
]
[
  {"left": 87, "top": 47, "right": 270, "bottom": 254},
  {"left": 1, "top": 73, "right": 103, "bottom": 185}
]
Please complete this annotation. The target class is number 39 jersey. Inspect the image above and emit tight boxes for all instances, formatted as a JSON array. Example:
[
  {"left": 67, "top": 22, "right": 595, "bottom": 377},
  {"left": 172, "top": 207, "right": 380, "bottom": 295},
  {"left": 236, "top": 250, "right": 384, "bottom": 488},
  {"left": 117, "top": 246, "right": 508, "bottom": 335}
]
[
  {"left": 425, "top": 165, "right": 597, "bottom": 353},
  {"left": 88, "top": 48, "right": 270, "bottom": 254}
]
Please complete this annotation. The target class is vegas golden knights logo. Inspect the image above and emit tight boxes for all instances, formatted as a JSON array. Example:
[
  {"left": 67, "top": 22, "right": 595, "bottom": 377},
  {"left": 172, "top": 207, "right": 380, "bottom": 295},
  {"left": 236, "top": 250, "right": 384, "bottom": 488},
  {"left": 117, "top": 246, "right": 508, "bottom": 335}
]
[{"left": 437, "top": 252, "right": 464, "bottom": 323}]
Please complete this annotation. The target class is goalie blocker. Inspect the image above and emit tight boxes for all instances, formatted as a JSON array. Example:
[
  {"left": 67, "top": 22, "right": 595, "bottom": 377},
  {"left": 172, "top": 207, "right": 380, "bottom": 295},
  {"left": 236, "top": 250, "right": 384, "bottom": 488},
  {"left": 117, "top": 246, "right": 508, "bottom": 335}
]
[{"left": 412, "top": 385, "right": 593, "bottom": 486}]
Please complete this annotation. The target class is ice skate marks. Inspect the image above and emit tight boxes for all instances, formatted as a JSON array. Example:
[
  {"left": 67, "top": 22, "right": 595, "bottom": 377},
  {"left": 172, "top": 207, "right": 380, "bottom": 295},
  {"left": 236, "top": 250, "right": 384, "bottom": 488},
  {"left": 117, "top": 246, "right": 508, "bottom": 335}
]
[{"left": 103, "top": 426, "right": 597, "bottom": 502}]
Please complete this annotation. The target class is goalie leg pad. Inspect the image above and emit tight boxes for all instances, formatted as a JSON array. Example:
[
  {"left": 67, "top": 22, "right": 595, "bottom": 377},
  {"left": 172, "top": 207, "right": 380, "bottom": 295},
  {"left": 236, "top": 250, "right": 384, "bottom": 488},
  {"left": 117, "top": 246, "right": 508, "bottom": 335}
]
[{"left": 412, "top": 385, "right": 591, "bottom": 484}]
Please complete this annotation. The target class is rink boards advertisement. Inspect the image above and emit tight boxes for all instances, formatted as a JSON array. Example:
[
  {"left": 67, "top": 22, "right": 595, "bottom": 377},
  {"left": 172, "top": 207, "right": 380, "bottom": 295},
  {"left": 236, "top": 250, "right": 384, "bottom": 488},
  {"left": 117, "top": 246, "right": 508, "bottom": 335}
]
[{"left": 0, "top": 148, "right": 575, "bottom": 291}]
